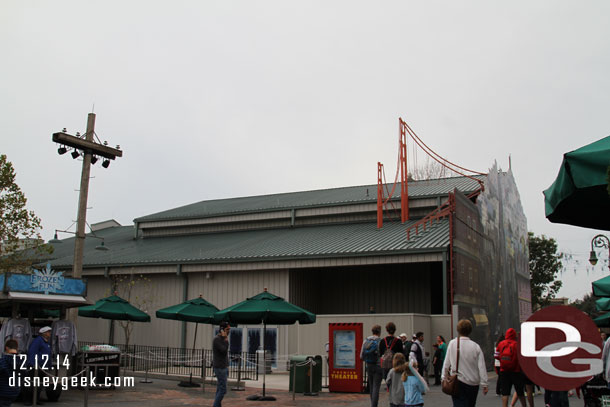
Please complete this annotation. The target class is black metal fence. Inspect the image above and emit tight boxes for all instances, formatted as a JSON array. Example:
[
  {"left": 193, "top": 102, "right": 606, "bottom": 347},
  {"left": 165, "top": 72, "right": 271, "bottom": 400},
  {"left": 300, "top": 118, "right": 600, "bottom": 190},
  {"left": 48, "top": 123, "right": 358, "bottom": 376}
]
[{"left": 79, "top": 342, "right": 258, "bottom": 381}]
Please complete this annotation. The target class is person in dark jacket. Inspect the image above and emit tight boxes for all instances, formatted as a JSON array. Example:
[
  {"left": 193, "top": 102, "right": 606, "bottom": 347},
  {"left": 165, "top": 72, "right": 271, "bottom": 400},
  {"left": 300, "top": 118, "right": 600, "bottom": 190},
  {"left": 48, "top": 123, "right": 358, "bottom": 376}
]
[
  {"left": 0, "top": 339, "right": 20, "bottom": 406},
  {"left": 213, "top": 322, "right": 230, "bottom": 407},
  {"left": 24, "top": 326, "right": 52, "bottom": 406},
  {"left": 431, "top": 343, "right": 442, "bottom": 385}
]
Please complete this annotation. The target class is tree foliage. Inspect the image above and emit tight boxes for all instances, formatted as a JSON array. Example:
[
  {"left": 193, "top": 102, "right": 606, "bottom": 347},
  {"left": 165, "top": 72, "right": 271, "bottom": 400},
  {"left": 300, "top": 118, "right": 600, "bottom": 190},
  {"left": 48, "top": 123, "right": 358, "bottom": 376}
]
[
  {"left": 529, "top": 232, "right": 563, "bottom": 309},
  {"left": 409, "top": 157, "right": 452, "bottom": 181},
  {"left": 0, "top": 154, "right": 52, "bottom": 273},
  {"left": 570, "top": 293, "right": 599, "bottom": 319},
  {"left": 108, "top": 272, "right": 153, "bottom": 347}
]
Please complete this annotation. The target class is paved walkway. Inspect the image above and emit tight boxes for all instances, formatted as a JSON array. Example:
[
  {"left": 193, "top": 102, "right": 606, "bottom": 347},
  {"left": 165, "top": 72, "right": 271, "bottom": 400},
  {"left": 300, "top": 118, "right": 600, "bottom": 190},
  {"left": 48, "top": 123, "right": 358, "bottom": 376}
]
[{"left": 14, "top": 371, "right": 569, "bottom": 407}]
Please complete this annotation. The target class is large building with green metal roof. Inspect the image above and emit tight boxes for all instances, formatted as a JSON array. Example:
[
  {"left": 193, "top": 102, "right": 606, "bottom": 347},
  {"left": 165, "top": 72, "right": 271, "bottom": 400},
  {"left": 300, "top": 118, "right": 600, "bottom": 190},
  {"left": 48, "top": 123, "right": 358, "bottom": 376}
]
[{"left": 46, "top": 168, "right": 531, "bottom": 367}]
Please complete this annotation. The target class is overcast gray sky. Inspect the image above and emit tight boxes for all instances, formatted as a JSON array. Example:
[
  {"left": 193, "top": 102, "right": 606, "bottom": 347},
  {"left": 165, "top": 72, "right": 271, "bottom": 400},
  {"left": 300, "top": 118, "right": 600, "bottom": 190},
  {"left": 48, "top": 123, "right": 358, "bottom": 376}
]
[{"left": 2, "top": 1, "right": 609, "bottom": 300}]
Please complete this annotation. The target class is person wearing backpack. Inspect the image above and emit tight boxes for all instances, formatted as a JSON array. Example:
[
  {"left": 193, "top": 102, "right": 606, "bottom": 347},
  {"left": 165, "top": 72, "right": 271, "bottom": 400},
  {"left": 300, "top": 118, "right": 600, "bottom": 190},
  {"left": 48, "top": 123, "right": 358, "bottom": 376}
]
[
  {"left": 360, "top": 324, "right": 383, "bottom": 407},
  {"left": 401, "top": 333, "right": 414, "bottom": 360},
  {"left": 379, "top": 322, "right": 404, "bottom": 382},
  {"left": 495, "top": 328, "right": 526, "bottom": 407},
  {"left": 410, "top": 332, "right": 425, "bottom": 377}
]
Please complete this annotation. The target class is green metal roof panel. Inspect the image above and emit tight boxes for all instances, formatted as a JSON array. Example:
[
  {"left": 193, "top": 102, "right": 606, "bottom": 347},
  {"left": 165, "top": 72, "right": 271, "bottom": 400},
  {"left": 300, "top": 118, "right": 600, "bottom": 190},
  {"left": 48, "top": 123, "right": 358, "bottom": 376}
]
[
  {"left": 134, "top": 175, "right": 484, "bottom": 222},
  {"left": 46, "top": 219, "right": 449, "bottom": 268}
]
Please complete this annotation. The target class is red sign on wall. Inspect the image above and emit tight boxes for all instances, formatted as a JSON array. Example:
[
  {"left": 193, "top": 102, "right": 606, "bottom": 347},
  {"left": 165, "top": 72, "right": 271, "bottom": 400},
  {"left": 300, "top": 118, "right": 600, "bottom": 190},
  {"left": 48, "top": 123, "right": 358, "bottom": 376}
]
[{"left": 328, "top": 322, "right": 363, "bottom": 393}]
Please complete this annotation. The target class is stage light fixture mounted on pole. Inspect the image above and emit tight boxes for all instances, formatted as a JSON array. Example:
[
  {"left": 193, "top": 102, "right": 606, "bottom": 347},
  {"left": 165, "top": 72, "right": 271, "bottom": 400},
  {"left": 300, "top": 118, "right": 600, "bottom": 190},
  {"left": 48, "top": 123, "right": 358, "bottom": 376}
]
[{"left": 52, "top": 113, "right": 122, "bottom": 284}]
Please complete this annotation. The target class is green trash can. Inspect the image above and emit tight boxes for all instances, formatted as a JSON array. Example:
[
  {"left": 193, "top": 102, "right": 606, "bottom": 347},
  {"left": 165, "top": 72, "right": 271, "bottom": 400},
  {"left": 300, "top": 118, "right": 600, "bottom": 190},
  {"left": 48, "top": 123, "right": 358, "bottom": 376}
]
[{"left": 289, "top": 355, "right": 322, "bottom": 393}]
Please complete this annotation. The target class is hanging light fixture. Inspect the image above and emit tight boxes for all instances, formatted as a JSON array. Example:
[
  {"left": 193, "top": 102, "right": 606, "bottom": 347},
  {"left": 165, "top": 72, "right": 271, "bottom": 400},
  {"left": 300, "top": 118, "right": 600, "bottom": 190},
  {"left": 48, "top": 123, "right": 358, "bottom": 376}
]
[
  {"left": 71, "top": 150, "right": 80, "bottom": 159},
  {"left": 95, "top": 240, "right": 109, "bottom": 251},
  {"left": 102, "top": 159, "right": 110, "bottom": 168},
  {"left": 589, "top": 250, "right": 598, "bottom": 266},
  {"left": 48, "top": 231, "right": 63, "bottom": 244},
  {"left": 57, "top": 146, "right": 67, "bottom": 155},
  {"left": 91, "top": 156, "right": 98, "bottom": 165}
]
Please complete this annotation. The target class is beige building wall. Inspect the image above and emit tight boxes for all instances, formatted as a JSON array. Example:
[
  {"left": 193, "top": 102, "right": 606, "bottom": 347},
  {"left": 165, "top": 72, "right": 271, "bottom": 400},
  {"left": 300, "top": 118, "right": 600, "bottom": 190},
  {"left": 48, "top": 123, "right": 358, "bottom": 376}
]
[
  {"left": 79, "top": 272, "right": 184, "bottom": 347},
  {"left": 78, "top": 271, "right": 451, "bottom": 374},
  {"left": 185, "top": 268, "right": 290, "bottom": 355},
  {"left": 77, "top": 275, "right": 111, "bottom": 343},
  {"left": 288, "top": 313, "right": 451, "bottom": 373}
]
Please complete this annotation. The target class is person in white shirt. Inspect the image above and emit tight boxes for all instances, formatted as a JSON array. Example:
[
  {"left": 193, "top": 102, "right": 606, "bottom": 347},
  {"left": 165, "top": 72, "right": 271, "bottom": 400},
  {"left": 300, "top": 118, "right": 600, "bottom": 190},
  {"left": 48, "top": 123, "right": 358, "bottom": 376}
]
[{"left": 442, "top": 319, "right": 488, "bottom": 406}]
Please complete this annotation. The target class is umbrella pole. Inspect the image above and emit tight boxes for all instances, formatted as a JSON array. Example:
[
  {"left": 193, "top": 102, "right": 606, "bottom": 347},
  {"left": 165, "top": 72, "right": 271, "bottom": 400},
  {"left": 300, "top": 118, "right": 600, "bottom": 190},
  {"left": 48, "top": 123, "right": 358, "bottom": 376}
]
[
  {"left": 258, "top": 322, "right": 276, "bottom": 401},
  {"left": 263, "top": 323, "right": 266, "bottom": 397},
  {"left": 178, "top": 322, "right": 200, "bottom": 388},
  {"left": 191, "top": 323, "right": 198, "bottom": 385}
]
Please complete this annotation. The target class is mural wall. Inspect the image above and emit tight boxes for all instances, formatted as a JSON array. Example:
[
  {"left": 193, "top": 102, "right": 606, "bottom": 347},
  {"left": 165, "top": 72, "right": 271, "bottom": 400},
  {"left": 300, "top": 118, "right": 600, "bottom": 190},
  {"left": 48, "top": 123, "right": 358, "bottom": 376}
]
[{"left": 452, "top": 163, "right": 531, "bottom": 366}]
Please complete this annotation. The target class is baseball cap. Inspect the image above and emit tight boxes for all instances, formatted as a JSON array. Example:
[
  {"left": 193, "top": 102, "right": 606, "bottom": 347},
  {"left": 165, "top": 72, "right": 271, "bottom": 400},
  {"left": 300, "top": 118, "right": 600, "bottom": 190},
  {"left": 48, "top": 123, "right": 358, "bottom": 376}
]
[{"left": 39, "top": 326, "right": 52, "bottom": 334}]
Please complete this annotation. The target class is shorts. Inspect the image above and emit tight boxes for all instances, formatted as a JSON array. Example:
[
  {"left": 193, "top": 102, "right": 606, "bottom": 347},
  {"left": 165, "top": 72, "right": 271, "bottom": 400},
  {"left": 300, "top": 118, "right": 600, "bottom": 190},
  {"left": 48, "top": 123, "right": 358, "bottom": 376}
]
[{"left": 500, "top": 371, "right": 525, "bottom": 396}]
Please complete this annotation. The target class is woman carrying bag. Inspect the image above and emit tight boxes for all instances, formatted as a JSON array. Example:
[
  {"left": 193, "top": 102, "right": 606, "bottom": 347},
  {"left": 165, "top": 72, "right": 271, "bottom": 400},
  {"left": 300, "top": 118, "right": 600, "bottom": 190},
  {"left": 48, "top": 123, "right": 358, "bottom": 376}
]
[{"left": 441, "top": 319, "right": 488, "bottom": 407}]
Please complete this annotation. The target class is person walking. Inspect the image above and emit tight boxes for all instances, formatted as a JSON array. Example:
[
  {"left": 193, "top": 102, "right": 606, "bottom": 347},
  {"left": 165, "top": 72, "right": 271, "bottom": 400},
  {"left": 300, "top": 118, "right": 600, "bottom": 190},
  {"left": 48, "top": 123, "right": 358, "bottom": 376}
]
[
  {"left": 403, "top": 361, "right": 426, "bottom": 407},
  {"left": 360, "top": 324, "right": 383, "bottom": 407},
  {"left": 379, "top": 322, "right": 403, "bottom": 381},
  {"left": 496, "top": 328, "right": 526, "bottom": 407},
  {"left": 386, "top": 353, "right": 408, "bottom": 407},
  {"left": 442, "top": 319, "right": 488, "bottom": 407},
  {"left": 213, "top": 322, "right": 230, "bottom": 407},
  {"left": 494, "top": 334, "right": 505, "bottom": 396}
]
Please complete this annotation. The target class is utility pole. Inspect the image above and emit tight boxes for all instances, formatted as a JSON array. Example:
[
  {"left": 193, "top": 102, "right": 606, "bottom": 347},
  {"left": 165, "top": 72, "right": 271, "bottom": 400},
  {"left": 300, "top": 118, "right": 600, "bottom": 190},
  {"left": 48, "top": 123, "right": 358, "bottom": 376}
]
[
  {"left": 52, "top": 113, "right": 122, "bottom": 321},
  {"left": 73, "top": 113, "right": 96, "bottom": 279}
]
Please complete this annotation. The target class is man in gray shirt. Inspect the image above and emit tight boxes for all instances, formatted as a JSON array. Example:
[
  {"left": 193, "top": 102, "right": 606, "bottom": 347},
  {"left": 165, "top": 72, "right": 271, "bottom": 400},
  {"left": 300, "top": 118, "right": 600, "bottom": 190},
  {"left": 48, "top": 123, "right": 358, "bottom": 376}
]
[{"left": 213, "top": 322, "right": 230, "bottom": 407}]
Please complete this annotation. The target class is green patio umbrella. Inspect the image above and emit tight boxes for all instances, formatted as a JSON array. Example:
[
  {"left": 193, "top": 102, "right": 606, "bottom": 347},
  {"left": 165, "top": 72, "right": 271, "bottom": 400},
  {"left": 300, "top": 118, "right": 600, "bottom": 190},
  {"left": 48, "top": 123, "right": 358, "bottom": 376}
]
[
  {"left": 543, "top": 135, "right": 610, "bottom": 230},
  {"left": 596, "top": 297, "right": 610, "bottom": 312},
  {"left": 78, "top": 295, "right": 151, "bottom": 322},
  {"left": 156, "top": 295, "right": 219, "bottom": 324},
  {"left": 156, "top": 295, "right": 219, "bottom": 387},
  {"left": 592, "top": 275, "right": 610, "bottom": 297},
  {"left": 213, "top": 289, "right": 316, "bottom": 325},
  {"left": 213, "top": 289, "right": 316, "bottom": 401},
  {"left": 594, "top": 312, "right": 610, "bottom": 327}
]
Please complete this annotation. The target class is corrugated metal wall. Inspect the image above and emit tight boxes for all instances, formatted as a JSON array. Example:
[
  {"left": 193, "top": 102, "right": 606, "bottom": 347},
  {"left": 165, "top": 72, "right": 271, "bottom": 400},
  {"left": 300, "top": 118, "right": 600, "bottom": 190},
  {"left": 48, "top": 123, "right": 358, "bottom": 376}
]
[
  {"left": 186, "top": 269, "right": 290, "bottom": 354},
  {"left": 77, "top": 275, "right": 111, "bottom": 342},
  {"left": 80, "top": 273, "right": 184, "bottom": 347},
  {"left": 289, "top": 263, "right": 442, "bottom": 315},
  {"left": 79, "top": 265, "right": 448, "bottom": 374}
]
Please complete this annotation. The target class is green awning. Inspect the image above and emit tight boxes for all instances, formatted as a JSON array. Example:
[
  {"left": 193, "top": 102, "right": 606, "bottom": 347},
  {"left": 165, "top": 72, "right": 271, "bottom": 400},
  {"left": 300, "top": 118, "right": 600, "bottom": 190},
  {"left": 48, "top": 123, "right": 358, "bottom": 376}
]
[
  {"left": 594, "top": 312, "right": 610, "bottom": 327},
  {"left": 543, "top": 136, "right": 610, "bottom": 230},
  {"left": 593, "top": 275, "right": 610, "bottom": 297},
  {"left": 597, "top": 297, "right": 610, "bottom": 312}
]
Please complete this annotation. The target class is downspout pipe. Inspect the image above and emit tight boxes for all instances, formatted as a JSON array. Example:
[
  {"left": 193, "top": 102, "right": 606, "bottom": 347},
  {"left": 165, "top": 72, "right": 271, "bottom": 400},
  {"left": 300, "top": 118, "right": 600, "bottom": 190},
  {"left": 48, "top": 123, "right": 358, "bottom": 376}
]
[
  {"left": 442, "top": 250, "right": 448, "bottom": 315},
  {"left": 177, "top": 264, "right": 187, "bottom": 349}
]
